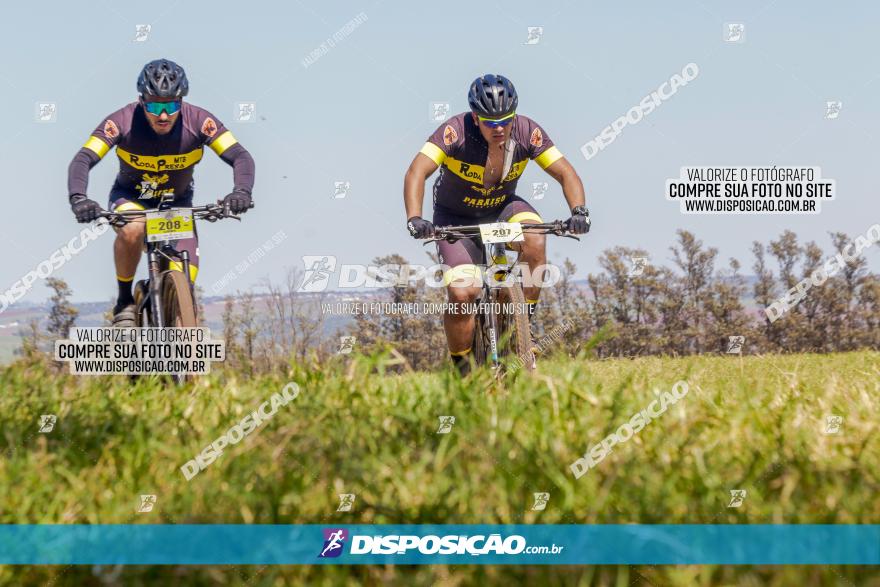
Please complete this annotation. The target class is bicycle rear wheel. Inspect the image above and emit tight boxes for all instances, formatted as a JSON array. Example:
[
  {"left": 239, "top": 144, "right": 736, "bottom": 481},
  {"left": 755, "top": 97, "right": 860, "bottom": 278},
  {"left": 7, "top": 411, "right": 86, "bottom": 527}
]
[
  {"left": 133, "top": 280, "right": 151, "bottom": 327},
  {"left": 126, "top": 280, "right": 153, "bottom": 383}
]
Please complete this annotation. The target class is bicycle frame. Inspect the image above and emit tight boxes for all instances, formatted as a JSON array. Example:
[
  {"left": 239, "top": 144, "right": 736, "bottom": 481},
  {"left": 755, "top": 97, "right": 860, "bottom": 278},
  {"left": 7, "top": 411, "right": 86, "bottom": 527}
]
[
  {"left": 101, "top": 201, "right": 247, "bottom": 328},
  {"left": 426, "top": 220, "right": 578, "bottom": 371},
  {"left": 481, "top": 240, "right": 521, "bottom": 366},
  {"left": 143, "top": 235, "right": 192, "bottom": 328}
]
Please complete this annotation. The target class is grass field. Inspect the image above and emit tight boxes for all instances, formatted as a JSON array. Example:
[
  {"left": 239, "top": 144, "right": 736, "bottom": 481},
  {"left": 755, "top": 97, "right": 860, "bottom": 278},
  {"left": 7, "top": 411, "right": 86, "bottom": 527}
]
[{"left": 0, "top": 351, "right": 878, "bottom": 586}]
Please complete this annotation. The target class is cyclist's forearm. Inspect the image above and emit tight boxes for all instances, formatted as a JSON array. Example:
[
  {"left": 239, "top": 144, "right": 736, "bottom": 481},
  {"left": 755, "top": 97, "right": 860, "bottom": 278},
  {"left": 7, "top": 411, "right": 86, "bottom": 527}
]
[
  {"left": 545, "top": 158, "right": 586, "bottom": 211},
  {"left": 547, "top": 161, "right": 586, "bottom": 210},
  {"left": 219, "top": 143, "right": 255, "bottom": 195},
  {"left": 67, "top": 148, "right": 101, "bottom": 200},
  {"left": 561, "top": 172, "right": 586, "bottom": 211},
  {"left": 403, "top": 168, "right": 426, "bottom": 219}
]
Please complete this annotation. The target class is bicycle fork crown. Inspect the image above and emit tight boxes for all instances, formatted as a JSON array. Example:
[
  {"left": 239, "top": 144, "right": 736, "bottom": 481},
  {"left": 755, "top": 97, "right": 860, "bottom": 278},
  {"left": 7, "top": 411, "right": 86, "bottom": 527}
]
[{"left": 486, "top": 245, "right": 514, "bottom": 286}]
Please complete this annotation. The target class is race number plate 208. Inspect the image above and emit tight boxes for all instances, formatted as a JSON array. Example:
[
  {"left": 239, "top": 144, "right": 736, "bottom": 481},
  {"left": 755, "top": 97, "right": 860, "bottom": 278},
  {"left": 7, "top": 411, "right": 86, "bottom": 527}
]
[
  {"left": 479, "top": 222, "right": 524, "bottom": 244},
  {"left": 145, "top": 210, "right": 194, "bottom": 242}
]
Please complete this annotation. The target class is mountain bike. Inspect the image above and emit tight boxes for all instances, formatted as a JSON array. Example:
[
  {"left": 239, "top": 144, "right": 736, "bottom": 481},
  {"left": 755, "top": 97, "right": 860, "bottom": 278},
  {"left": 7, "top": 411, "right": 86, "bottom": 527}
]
[
  {"left": 425, "top": 220, "right": 578, "bottom": 375},
  {"left": 99, "top": 201, "right": 249, "bottom": 383}
]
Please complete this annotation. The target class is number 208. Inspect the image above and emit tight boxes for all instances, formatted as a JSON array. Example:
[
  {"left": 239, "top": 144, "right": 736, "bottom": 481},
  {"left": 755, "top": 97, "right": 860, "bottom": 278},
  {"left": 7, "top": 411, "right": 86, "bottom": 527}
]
[{"left": 157, "top": 219, "right": 183, "bottom": 231}]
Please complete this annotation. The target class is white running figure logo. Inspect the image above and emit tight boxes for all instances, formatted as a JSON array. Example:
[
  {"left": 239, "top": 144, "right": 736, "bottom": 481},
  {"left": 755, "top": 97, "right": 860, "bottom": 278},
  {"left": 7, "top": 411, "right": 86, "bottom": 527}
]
[{"left": 321, "top": 529, "right": 346, "bottom": 557}]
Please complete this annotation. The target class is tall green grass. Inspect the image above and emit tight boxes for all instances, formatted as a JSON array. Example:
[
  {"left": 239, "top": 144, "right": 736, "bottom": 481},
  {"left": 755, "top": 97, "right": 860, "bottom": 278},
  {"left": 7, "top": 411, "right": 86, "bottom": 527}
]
[{"left": 0, "top": 351, "right": 877, "bottom": 585}]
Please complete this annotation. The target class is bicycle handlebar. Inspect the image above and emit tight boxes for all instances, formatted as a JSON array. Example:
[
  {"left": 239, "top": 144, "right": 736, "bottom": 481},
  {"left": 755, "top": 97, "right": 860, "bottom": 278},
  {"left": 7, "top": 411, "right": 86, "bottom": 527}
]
[
  {"left": 98, "top": 200, "right": 253, "bottom": 227},
  {"left": 424, "top": 219, "right": 580, "bottom": 244}
]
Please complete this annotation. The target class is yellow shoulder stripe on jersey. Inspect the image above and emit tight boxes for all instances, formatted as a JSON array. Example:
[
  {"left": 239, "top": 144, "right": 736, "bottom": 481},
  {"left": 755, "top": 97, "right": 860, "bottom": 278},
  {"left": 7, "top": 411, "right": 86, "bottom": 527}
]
[
  {"left": 444, "top": 157, "right": 484, "bottom": 185},
  {"left": 116, "top": 147, "right": 204, "bottom": 172},
  {"left": 84, "top": 136, "right": 110, "bottom": 158},
  {"left": 535, "top": 146, "right": 563, "bottom": 169},
  {"left": 209, "top": 131, "right": 238, "bottom": 156},
  {"left": 419, "top": 142, "right": 446, "bottom": 165}
]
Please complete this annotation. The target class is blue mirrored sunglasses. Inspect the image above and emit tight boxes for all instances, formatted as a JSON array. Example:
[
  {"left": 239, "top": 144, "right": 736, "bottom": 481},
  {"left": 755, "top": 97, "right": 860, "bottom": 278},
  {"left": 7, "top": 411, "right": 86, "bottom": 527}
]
[
  {"left": 143, "top": 100, "right": 182, "bottom": 116},
  {"left": 477, "top": 112, "right": 516, "bottom": 128}
]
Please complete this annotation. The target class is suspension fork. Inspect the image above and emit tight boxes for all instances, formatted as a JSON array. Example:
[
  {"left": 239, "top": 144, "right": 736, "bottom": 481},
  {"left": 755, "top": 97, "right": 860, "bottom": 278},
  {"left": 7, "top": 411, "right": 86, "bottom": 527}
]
[
  {"left": 483, "top": 242, "right": 509, "bottom": 368},
  {"left": 147, "top": 245, "right": 164, "bottom": 328},
  {"left": 484, "top": 287, "right": 499, "bottom": 366},
  {"left": 179, "top": 248, "right": 194, "bottom": 297},
  {"left": 180, "top": 219, "right": 197, "bottom": 309}
]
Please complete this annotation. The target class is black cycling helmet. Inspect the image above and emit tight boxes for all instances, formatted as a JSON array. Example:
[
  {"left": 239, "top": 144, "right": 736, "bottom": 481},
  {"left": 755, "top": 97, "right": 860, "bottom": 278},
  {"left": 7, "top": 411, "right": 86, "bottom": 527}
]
[
  {"left": 468, "top": 74, "right": 518, "bottom": 118},
  {"left": 137, "top": 59, "right": 189, "bottom": 99}
]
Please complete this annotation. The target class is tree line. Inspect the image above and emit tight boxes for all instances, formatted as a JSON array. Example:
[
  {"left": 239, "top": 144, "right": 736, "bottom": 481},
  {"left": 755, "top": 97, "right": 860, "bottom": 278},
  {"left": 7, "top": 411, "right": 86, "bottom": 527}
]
[
  {"left": 348, "top": 229, "right": 879, "bottom": 365},
  {"left": 18, "top": 229, "right": 880, "bottom": 371}
]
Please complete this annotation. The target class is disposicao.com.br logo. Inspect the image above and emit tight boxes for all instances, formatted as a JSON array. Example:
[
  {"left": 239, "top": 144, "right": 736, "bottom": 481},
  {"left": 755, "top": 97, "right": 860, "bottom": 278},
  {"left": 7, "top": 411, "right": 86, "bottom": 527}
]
[
  {"left": 317, "top": 528, "right": 563, "bottom": 559},
  {"left": 298, "top": 256, "right": 563, "bottom": 292}
]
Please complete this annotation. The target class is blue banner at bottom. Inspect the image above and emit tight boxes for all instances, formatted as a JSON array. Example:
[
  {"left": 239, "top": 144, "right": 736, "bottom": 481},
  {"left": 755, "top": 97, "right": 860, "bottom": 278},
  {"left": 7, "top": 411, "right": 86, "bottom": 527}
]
[{"left": 1, "top": 525, "right": 877, "bottom": 565}]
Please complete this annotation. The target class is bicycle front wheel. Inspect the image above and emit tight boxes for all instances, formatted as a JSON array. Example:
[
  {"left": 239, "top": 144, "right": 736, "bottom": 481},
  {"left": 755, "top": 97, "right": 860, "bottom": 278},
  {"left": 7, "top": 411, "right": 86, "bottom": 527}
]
[
  {"left": 161, "top": 270, "right": 197, "bottom": 384},
  {"left": 161, "top": 270, "right": 197, "bottom": 328},
  {"left": 472, "top": 305, "right": 490, "bottom": 367},
  {"left": 499, "top": 282, "right": 535, "bottom": 372}
]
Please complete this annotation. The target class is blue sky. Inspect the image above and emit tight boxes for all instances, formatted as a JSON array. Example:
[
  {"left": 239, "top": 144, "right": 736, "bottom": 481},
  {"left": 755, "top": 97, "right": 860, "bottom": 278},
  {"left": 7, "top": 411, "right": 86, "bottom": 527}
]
[{"left": 0, "top": 0, "right": 877, "bottom": 303}]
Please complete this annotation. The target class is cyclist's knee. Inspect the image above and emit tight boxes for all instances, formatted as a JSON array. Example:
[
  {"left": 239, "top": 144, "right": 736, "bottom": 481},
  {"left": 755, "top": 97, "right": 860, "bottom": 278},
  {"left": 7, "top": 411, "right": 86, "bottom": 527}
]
[
  {"left": 447, "top": 283, "right": 480, "bottom": 304},
  {"left": 522, "top": 230, "right": 546, "bottom": 253},
  {"left": 115, "top": 221, "right": 145, "bottom": 244}
]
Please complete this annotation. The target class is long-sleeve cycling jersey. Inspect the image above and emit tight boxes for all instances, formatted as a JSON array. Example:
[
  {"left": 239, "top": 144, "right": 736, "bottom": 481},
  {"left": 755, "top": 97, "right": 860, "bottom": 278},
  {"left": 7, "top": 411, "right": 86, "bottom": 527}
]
[{"left": 67, "top": 101, "right": 254, "bottom": 203}]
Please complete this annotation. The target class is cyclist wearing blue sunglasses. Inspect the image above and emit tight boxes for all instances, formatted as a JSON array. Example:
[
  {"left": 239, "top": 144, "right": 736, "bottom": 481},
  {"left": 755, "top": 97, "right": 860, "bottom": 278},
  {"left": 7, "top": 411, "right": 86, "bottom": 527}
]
[
  {"left": 404, "top": 74, "right": 590, "bottom": 374},
  {"left": 66, "top": 58, "right": 256, "bottom": 326}
]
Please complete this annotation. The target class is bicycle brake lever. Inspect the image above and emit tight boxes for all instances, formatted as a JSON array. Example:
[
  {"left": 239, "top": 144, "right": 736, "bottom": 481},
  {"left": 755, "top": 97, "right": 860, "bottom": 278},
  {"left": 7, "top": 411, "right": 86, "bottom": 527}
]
[
  {"left": 422, "top": 236, "right": 454, "bottom": 245},
  {"left": 102, "top": 216, "right": 125, "bottom": 228}
]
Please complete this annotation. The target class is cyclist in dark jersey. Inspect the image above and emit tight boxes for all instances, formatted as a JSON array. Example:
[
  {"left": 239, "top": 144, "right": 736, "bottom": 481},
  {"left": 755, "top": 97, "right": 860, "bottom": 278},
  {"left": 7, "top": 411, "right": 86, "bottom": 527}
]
[
  {"left": 67, "top": 59, "right": 255, "bottom": 326},
  {"left": 403, "top": 74, "right": 590, "bottom": 374}
]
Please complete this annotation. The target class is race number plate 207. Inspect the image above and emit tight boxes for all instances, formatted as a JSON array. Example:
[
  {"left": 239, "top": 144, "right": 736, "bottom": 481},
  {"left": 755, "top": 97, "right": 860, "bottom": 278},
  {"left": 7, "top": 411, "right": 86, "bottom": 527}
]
[
  {"left": 145, "top": 210, "right": 194, "bottom": 242},
  {"left": 479, "top": 222, "right": 524, "bottom": 244}
]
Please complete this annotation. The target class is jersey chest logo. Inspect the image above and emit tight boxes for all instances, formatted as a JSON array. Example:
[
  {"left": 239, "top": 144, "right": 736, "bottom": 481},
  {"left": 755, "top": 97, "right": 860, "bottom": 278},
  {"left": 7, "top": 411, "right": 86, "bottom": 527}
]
[
  {"left": 116, "top": 146, "right": 204, "bottom": 171},
  {"left": 136, "top": 172, "right": 173, "bottom": 199}
]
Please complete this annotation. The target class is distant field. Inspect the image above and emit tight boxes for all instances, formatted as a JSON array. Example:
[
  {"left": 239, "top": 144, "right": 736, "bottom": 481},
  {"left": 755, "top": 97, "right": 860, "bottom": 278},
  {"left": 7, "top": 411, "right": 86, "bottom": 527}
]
[
  {"left": 0, "top": 338, "right": 20, "bottom": 364},
  {"left": 0, "top": 293, "right": 357, "bottom": 365},
  {"left": 0, "top": 351, "right": 877, "bottom": 585}
]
